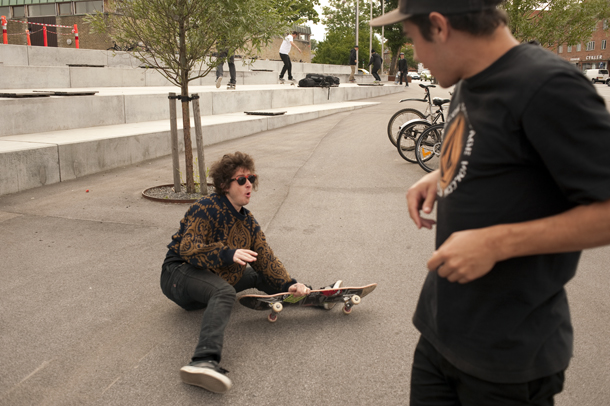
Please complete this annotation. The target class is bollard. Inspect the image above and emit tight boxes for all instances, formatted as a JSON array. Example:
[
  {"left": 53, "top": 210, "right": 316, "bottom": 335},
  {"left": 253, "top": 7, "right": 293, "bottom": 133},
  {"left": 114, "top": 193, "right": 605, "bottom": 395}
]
[
  {"left": 2, "top": 16, "right": 7, "bottom": 45},
  {"left": 73, "top": 24, "right": 79, "bottom": 49},
  {"left": 26, "top": 29, "right": 31, "bottom": 46},
  {"left": 43, "top": 25, "right": 47, "bottom": 46}
]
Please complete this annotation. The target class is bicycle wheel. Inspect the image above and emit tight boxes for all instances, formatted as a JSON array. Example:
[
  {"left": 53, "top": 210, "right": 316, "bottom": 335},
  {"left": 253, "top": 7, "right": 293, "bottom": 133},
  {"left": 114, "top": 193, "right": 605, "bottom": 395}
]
[
  {"left": 387, "top": 108, "right": 425, "bottom": 147},
  {"left": 415, "top": 123, "right": 444, "bottom": 172},
  {"left": 396, "top": 121, "right": 431, "bottom": 163}
]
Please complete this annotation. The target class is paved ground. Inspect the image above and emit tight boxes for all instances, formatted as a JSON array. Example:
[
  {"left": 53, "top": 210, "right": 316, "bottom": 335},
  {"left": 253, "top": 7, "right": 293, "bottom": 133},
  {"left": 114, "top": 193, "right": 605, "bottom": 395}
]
[{"left": 1, "top": 85, "right": 609, "bottom": 406}]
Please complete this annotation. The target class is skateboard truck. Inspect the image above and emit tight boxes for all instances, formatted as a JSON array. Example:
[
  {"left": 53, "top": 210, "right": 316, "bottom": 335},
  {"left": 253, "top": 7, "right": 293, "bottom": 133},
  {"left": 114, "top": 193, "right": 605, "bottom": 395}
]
[
  {"left": 266, "top": 293, "right": 361, "bottom": 322},
  {"left": 341, "top": 294, "right": 361, "bottom": 315}
]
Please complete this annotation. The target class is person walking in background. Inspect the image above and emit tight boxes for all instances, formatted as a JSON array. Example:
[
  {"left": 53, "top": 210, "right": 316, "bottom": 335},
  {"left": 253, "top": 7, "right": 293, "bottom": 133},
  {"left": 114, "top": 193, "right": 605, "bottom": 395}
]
[
  {"left": 215, "top": 47, "right": 237, "bottom": 90},
  {"left": 349, "top": 45, "right": 358, "bottom": 83},
  {"left": 368, "top": 49, "right": 382, "bottom": 82},
  {"left": 279, "top": 31, "right": 302, "bottom": 83},
  {"left": 397, "top": 52, "right": 408, "bottom": 86}
]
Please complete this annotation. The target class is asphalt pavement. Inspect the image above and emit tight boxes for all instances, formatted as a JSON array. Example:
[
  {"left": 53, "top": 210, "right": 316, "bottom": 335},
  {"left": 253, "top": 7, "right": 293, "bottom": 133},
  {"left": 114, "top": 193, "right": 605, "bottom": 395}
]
[{"left": 1, "top": 85, "right": 609, "bottom": 406}]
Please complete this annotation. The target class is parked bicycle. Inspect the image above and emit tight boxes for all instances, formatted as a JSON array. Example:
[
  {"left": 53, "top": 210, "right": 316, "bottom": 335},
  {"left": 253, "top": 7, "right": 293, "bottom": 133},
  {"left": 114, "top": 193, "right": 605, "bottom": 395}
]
[
  {"left": 415, "top": 122, "right": 445, "bottom": 172},
  {"left": 387, "top": 83, "right": 439, "bottom": 147},
  {"left": 396, "top": 94, "right": 450, "bottom": 163}
]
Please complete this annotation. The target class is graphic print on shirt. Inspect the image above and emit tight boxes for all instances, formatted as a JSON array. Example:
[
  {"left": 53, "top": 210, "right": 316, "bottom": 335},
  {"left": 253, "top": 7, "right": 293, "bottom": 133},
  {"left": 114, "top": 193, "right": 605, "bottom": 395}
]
[{"left": 438, "top": 103, "right": 475, "bottom": 197}]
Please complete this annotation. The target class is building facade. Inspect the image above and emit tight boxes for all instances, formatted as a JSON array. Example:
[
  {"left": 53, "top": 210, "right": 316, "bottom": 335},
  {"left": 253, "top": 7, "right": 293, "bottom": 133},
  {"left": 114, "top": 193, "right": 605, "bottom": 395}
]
[
  {"left": 553, "top": 19, "right": 610, "bottom": 72},
  {"left": 1, "top": 0, "right": 311, "bottom": 61}
]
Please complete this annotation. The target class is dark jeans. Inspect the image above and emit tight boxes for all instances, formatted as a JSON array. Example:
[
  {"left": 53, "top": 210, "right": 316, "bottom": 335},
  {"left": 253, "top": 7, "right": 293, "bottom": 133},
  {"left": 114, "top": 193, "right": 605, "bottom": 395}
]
[
  {"left": 371, "top": 67, "right": 381, "bottom": 81},
  {"left": 398, "top": 71, "right": 407, "bottom": 85},
  {"left": 410, "top": 336, "right": 565, "bottom": 406},
  {"left": 216, "top": 51, "right": 236, "bottom": 84},
  {"left": 160, "top": 261, "right": 280, "bottom": 362},
  {"left": 279, "top": 53, "right": 292, "bottom": 80}
]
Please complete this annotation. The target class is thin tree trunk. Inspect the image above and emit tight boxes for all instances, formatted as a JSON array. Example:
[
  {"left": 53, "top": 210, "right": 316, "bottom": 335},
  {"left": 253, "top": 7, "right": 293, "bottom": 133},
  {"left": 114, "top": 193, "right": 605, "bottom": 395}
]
[{"left": 179, "top": 18, "right": 195, "bottom": 193}]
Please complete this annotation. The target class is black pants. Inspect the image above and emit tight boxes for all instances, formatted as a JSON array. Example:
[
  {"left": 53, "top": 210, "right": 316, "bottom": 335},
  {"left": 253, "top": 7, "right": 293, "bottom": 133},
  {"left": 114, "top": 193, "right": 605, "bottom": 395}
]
[
  {"left": 410, "top": 336, "right": 565, "bottom": 406},
  {"left": 398, "top": 71, "right": 407, "bottom": 84},
  {"left": 216, "top": 51, "right": 236, "bottom": 84},
  {"left": 371, "top": 66, "right": 381, "bottom": 81},
  {"left": 161, "top": 262, "right": 281, "bottom": 362},
  {"left": 279, "top": 53, "right": 292, "bottom": 80}
]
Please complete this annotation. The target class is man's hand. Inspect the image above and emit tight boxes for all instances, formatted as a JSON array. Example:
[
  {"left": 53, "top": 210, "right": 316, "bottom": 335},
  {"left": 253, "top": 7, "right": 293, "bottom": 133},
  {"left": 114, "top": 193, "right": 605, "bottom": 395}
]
[
  {"left": 233, "top": 249, "right": 257, "bottom": 266},
  {"left": 288, "top": 283, "right": 310, "bottom": 297},
  {"left": 406, "top": 170, "right": 439, "bottom": 229},
  {"left": 428, "top": 228, "right": 502, "bottom": 284}
]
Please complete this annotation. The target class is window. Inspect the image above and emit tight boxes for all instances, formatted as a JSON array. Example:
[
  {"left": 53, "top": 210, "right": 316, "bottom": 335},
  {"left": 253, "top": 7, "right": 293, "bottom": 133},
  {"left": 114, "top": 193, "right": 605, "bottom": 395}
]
[
  {"left": 12, "top": 6, "right": 25, "bottom": 18},
  {"left": 75, "top": 1, "right": 103, "bottom": 14},
  {"left": 0, "top": 6, "right": 9, "bottom": 17},
  {"left": 58, "top": 3, "right": 73, "bottom": 15},
  {"left": 576, "top": 43, "right": 582, "bottom": 51},
  {"left": 603, "top": 40, "right": 607, "bottom": 50},
  {"left": 29, "top": 4, "right": 56, "bottom": 17},
  {"left": 586, "top": 41, "right": 595, "bottom": 51},
  {"left": 567, "top": 45, "right": 572, "bottom": 53},
  {"left": 558, "top": 45, "right": 563, "bottom": 53},
  {"left": 604, "top": 20, "right": 609, "bottom": 30}
]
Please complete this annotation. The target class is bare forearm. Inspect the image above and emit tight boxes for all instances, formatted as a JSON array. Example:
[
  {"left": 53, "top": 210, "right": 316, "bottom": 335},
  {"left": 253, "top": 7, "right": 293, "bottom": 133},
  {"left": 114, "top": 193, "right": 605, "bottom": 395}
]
[{"left": 489, "top": 198, "right": 610, "bottom": 261}]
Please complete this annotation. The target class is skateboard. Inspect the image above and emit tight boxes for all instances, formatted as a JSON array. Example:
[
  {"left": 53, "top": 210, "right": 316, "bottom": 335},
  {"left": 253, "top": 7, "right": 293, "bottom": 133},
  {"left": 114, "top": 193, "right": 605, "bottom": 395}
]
[
  {"left": 279, "top": 78, "right": 296, "bottom": 86},
  {"left": 227, "top": 83, "right": 236, "bottom": 90},
  {"left": 357, "top": 83, "right": 384, "bottom": 86},
  {"left": 239, "top": 282, "right": 377, "bottom": 322}
]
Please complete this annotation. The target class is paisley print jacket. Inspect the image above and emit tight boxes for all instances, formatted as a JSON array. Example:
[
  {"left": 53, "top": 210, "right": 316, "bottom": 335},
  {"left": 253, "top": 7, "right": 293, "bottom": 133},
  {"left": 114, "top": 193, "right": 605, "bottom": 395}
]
[{"left": 167, "top": 193, "right": 293, "bottom": 289}]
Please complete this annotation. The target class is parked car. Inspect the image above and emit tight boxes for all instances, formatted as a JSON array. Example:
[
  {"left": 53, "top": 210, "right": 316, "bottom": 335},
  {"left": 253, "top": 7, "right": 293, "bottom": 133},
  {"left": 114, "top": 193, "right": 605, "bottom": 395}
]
[
  {"left": 357, "top": 68, "right": 369, "bottom": 75},
  {"left": 407, "top": 72, "right": 420, "bottom": 80},
  {"left": 585, "top": 68, "right": 609, "bottom": 84}
]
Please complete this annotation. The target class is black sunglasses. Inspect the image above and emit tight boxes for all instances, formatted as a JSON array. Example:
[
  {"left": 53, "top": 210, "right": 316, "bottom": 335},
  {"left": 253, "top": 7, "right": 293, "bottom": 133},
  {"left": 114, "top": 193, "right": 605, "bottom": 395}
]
[{"left": 230, "top": 174, "right": 257, "bottom": 186}]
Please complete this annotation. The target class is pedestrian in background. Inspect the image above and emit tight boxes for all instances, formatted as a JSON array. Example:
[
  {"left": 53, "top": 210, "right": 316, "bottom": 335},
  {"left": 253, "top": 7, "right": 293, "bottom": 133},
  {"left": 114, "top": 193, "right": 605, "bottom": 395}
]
[
  {"left": 397, "top": 52, "right": 408, "bottom": 86},
  {"left": 349, "top": 45, "right": 358, "bottom": 83},
  {"left": 367, "top": 49, "right": 382, "bottom": 82}
]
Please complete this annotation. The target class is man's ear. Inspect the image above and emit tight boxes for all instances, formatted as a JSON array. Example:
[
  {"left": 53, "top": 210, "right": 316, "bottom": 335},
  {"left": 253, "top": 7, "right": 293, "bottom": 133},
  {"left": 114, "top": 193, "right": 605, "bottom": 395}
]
[{"left": 428, "top": 12, "right": 450, "bottom": 42}]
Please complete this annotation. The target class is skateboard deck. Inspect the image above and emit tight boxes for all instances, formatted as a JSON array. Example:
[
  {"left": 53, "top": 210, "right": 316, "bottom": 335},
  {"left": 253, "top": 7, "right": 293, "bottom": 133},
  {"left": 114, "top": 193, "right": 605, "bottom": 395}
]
[
  {"left": 239, "top": 283, "right": 377, "bottom": 322},
  {"left": 357, "top": 83, "right": 384, "bottom": 86}
]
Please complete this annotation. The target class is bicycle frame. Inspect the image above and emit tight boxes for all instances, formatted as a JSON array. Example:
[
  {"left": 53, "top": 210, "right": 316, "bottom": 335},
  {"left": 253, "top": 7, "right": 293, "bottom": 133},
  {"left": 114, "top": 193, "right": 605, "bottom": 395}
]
[
  {"left": 398, "top": 103, "right": 447, "bottom": 131},
  {"left": 397, "top": 83, "right": 436, "bottom": 118}
]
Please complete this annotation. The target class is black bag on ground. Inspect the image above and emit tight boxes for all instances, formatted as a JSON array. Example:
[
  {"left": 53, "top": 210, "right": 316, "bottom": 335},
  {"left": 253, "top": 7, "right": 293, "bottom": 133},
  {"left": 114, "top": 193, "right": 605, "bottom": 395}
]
[
  {"left": 298, "top": 78, "right": 318, "bottom": 87},
  {"left": 305, "top": 73, "right": 325, "bottom": 83}
]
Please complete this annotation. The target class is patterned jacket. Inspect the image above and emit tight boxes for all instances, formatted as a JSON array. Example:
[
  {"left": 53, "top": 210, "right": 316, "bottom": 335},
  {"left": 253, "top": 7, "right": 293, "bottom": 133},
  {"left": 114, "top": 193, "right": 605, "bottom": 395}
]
[{"left": 166, "top": 193, "right": 294, "bottom": 290}]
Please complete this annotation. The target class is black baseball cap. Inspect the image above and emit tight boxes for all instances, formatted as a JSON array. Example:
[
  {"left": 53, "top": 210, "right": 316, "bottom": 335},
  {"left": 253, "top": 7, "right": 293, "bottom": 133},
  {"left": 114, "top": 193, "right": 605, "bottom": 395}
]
[{"left": 370, "top": 0, "right": 503, "bottom": 27}]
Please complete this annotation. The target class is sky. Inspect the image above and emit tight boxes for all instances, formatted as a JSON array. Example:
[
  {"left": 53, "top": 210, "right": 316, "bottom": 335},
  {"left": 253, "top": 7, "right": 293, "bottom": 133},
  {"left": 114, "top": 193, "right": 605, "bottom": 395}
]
[{"left": 310, "top": 0, "right": 330, "bottom": 42}]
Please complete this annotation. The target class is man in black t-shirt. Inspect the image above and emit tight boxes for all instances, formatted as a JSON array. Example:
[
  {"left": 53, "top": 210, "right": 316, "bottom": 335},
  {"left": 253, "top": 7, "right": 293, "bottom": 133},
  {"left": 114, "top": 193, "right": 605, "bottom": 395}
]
[{"left": 372, "top": 1, "right": 610, "bottom": 405}]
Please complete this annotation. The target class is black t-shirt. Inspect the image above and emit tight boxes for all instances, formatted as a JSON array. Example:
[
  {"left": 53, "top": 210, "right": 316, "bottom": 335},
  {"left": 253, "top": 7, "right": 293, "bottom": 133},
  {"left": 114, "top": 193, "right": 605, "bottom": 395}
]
[{"left": 413, "top": 43, "right": 610, "bottom": 383}]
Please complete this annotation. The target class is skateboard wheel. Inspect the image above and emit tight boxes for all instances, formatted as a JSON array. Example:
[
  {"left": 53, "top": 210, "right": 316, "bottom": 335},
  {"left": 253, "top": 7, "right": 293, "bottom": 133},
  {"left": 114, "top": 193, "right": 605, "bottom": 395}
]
[
  {"left": 342, "top": 304, "right": 353, "bottom": 315},
  {"left": 272, "top": 302, "right": 283, "bottom": 313},
  {"left": 268, "top": 313, "right": 278, "bottom": 322},
  {"left": 350, "top": 295, "right": 361, "bottom": 305}
]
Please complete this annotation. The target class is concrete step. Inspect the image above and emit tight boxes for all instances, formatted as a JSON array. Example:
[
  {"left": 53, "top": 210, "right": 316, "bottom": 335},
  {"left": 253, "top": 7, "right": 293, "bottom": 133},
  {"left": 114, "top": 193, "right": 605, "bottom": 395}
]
[
  {"left": 0, "top": 63, "right": 385, "bottom": 89},
  {"left": 0, "top": 44, "right": 385, "bottom": 89},
  {"left": 0, "top": 82, "right": 401, "bottom": 137},
  {"left": 0, "top": 101, "right": 381, "bottom": 197}
]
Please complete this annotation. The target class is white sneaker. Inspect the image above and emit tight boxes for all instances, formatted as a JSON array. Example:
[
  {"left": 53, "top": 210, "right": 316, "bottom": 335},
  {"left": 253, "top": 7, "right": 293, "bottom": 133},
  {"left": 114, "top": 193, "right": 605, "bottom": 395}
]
[
  {"left": 180, "top": 360, "right": 232, "bottom": 393},
  {"left": 215, "top": 77, "right": 222, "bottom": 88}
]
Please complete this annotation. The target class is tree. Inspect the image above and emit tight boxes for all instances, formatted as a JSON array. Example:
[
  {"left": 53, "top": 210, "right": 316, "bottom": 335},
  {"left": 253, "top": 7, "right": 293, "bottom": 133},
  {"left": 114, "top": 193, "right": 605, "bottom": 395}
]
[
  {"left": 379, "top": 0, "right": 407, "bottom": 75},
  {"left": 313, "top": 0, "right": 381, "bottom": 67},
  {"left": 275, "top": 0, "right": 321, "bottom": 24},
  {"left": 502, "top": 0, "right": 610, "bottom": 48},
  {"left": 310, "top": 38, "right": 318, "bottom": 51},
  {"left": 88, "top": 0, "right": 294, "bottom": 194}
]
